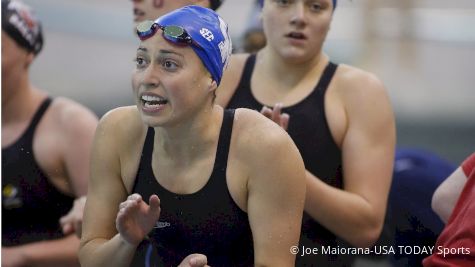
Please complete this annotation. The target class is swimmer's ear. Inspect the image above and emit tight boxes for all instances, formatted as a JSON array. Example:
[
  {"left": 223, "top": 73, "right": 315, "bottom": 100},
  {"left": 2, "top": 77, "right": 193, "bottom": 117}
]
[
  {"left": 208, "top": 79, "right": 218, "bottom": 93},
  {"left": 25, "top": 52, "right": 35, "bottom": 68}
]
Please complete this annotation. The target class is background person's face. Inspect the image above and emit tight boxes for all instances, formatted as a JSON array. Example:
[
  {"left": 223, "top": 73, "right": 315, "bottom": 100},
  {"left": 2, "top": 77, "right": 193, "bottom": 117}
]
[
  {"left": 132, "top": 0, "right": 203, "bottom": 24},
  {"left": 1, "top": 31, "right": 32, "bottom": 103},
  {"left": 262, "top": 0, "right": 333, "bottom": 63}
]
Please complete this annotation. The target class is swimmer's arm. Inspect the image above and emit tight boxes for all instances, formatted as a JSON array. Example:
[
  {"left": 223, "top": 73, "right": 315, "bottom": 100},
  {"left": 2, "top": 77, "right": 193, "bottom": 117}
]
[
  {"left": 60, "top": 195, "right": 87, "bottom": 237},
  {"left": 57, "top": 100, "right": 98, "bottom": 236},
  {"left": 78, "top": 111, "right": 137, "bottom": 267},
  {"left": 305, "top": 74, "right": 396, "bottom": 247},
  {"left": 2, "top": 235, "right": 80, "bottom": 267},
  {"left": 57, "top": 98, "right": 98, "bottom": 197},
  {"left": 432, "top": 167, "right": 468, "bottom": 223},
  {"left": 245, "top": 124, "right": 306, "bottom": 266}
]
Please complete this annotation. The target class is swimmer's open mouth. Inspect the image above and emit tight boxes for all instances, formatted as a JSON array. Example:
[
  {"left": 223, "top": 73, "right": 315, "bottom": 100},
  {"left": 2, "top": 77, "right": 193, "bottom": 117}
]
[
  {"left": 141, "top": 94, "right": 168, "bottom": 108},
  {"left": 286, "top": 32, "right": 307, "bottom": 40}
]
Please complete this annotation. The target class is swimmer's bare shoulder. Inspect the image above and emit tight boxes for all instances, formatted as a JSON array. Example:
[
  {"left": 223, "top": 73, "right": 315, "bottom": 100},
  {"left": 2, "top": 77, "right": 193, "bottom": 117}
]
[
  {"left": 232, "top": 108, "right": 301, "bottom": 162},
  {"left": 230, "top": 107, "right": 306, "bottom": 265},
  {"left": 231, "top": 107, "right": 305, "bottom": 185}
]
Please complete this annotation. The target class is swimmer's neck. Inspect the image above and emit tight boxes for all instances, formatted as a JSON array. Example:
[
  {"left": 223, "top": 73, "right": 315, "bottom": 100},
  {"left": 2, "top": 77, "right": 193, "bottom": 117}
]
[
  {"left": 2, "top": 84, "right": 47, "bottom": 125},
  {"left": 256, "top": 48, "right": 329, "bottom": 86},
  {"left": 153, "top": 105, "right": 222, "bottom": 163}
]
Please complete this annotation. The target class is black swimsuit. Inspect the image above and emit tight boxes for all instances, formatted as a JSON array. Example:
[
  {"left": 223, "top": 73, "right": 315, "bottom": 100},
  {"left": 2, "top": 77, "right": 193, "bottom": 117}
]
[
  {"left": 227, "top": 55, "right": 354, "bottom": 266},
  {"left": 131, "top": 109, "right": 254, "bottom": 267},
  {"left": 2, "top": 98, "right": 74, "bottom": 246}
]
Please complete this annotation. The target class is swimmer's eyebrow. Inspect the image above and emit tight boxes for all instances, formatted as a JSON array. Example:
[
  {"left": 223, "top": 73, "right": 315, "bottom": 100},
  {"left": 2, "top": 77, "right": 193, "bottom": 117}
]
[
  {"left": 157, "top": 49, "right": 184, "bottom": 59},
  {"left": 136, "top": 47, "right": 184, "bottom": 59}
]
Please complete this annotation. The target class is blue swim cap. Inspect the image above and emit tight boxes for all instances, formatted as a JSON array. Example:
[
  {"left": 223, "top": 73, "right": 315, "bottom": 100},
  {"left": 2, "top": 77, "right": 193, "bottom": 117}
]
[{"left": 155, "top": 6, "right": 232, "bottom": 85}]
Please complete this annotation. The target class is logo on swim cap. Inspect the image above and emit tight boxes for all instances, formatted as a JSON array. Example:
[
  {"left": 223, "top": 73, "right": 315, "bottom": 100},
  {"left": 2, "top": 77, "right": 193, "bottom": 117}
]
[{"left": 200, "top": 28, "right": 214, "bottom": 41}]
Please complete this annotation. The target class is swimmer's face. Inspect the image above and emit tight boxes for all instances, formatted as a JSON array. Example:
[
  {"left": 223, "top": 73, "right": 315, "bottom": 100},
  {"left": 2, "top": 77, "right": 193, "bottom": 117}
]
[
  {"left": 1, "top": 31, "right": 33, "bottom": 103},
  {"left": 131, "top": 0, "right": 207, "bottom": 25},
  {"left": 262, "top": 0, "right": 333, "bottom": 63},
  {"left": 132, "top": 30, "right": 215, "bottom": 127}
]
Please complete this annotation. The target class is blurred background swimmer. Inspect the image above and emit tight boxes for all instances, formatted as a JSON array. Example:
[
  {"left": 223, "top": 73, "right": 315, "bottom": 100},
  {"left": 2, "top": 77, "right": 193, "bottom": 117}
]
[{"left": 2, "top": 0, "right": 98, "bottom": 266}]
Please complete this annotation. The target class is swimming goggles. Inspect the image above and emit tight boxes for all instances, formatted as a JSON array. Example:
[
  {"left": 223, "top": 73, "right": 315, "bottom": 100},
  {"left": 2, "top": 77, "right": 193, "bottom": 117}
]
[{"left": 136, "top": 20, "right": 197, "bottom": 47}]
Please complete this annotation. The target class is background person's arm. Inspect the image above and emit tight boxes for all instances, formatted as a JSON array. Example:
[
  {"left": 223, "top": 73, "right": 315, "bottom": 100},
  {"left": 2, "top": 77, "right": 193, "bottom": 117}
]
[
  {"left": 58, "top": 98, "right": 99, "bottom": 197},
  {"left": 305, "top": 71, "right": 396, "bottom": 248},
  {"left": 1, "top": 235, "right": 80, "bottom": 267},
  {"left": 57, "top": 99, "right": 98, "bottom": 237},
  {"left": 60, "top": 195, "right": 87, "bottom": 237}
]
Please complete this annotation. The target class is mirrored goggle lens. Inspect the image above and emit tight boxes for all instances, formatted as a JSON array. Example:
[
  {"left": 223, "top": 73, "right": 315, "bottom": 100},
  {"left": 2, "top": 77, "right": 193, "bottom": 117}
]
[
  {"left": 162, "top": 25, "right": 192, "bottom": 44},
  {"left": 136, "top": 20, "right": 158, "bottom": 40}
]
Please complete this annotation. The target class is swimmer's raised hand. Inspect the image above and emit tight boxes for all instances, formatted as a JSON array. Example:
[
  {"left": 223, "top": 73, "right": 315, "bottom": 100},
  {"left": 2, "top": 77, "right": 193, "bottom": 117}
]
[
  {"left": 260, "top": 103, "right": 290, "bottom": 131},
  {"left": 116, "top": 193, "right": 161, "bottom": 246},
  {"left": 178, "top": 253, "right": 210, "bottom": 267}
]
